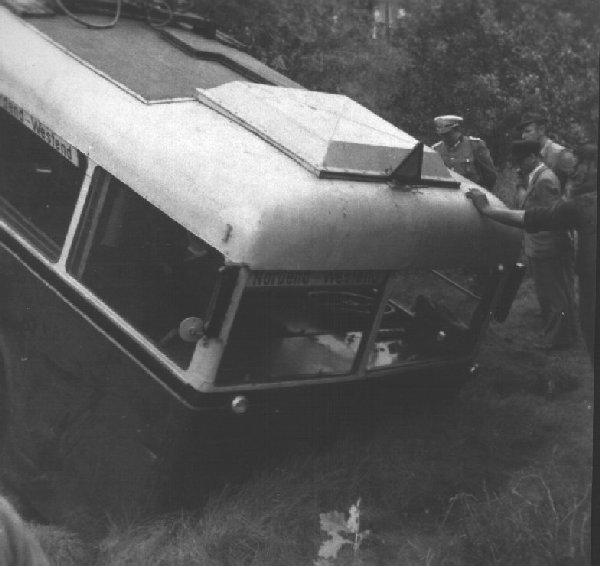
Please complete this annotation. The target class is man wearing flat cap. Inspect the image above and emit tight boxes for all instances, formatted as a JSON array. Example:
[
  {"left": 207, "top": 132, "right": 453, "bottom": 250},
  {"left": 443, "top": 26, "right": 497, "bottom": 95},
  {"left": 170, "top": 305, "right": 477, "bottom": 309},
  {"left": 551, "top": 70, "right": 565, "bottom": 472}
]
[
  {"left": 467, "top": 141, "right": 597, "bottom": 361},
  {"left": 432, "top": 115, "right": 497, "bottom": 191},
  {"left": 520, "top": 111, "right": 577, "bottom": 193},
  {"left": 512, "top": 139, "right": 576, "bottom": 350}
]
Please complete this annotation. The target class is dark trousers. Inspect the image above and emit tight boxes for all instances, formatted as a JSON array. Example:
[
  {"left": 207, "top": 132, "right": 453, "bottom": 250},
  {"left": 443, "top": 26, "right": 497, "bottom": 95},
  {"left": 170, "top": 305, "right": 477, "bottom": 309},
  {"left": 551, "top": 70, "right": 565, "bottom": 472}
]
[{"left": 528, "top": 254, "right": 578, "bottom": 348}]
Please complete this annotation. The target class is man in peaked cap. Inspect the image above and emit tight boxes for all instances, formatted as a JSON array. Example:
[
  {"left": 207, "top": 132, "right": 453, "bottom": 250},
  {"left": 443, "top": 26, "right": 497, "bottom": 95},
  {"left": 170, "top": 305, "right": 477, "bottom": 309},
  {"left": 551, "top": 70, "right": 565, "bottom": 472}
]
[
  {"left": 432, "top": 115, "right": 497, "bottom": 191},
  {"left": 511, "top": 139, "right": 577, "bottom": 350},
  {"left": 520, "top": 111, "right": 577, "bottom": 193}
]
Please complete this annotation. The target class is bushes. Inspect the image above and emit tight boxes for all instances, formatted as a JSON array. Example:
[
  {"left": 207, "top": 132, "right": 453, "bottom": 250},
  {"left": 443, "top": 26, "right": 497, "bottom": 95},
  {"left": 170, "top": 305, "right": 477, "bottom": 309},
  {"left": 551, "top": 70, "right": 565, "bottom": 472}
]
[{"left": 395, "top": 0, "right": 599, "bottom": 162}]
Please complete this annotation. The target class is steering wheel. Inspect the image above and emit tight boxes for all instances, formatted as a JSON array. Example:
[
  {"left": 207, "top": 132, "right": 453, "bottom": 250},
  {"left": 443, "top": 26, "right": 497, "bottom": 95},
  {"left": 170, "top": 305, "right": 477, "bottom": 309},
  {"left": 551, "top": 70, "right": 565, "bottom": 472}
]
[
  {"left": 308, "top": 291, "right": 395, "bottom": 317},
  {"left": 308, "top": 291, "right": 373, "bottom": 314}
]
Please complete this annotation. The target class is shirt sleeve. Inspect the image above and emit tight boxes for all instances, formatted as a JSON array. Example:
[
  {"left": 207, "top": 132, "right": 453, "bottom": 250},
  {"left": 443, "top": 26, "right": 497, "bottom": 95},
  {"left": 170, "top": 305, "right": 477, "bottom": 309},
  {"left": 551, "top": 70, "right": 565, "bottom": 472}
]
[{"left": 524, "top": 199, "right": 581, "bottom": 232}]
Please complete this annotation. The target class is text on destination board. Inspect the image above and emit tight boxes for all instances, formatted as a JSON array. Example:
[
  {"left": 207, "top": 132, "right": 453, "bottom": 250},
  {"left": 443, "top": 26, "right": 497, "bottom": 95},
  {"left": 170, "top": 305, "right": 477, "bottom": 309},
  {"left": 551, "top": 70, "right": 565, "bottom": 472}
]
[
  {"left": 247, "top": 271, "right": 387, "bottom": 287},
  {"left": 0, "top": 94, "right": 79, "bottom": 166}
]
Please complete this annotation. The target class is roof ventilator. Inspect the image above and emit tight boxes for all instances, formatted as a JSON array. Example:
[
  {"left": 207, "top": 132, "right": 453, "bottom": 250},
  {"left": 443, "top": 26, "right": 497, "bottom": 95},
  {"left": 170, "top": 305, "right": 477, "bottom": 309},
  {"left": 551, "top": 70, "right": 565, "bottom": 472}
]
[{"left": 390, "top": 142, "right": 424, "bottom": 185}]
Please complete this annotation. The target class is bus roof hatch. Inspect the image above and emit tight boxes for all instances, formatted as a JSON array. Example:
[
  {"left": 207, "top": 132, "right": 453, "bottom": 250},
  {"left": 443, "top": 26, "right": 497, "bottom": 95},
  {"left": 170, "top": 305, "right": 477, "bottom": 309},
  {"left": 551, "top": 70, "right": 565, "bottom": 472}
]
[{"left": 196, "top": 82, "right": 456, "bottom": 185}]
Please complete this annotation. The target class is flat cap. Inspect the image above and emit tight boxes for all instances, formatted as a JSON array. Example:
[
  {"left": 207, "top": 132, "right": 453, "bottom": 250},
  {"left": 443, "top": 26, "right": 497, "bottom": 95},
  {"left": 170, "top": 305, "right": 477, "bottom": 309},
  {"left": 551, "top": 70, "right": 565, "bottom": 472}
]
[
  {"left": 511, "top": 140, "right": 541, "bottom": 161},
  {"left": 434, "top": 115, "right": 463, "bottom": 134},
  {"left": 520, "top": 111, "right": 547, "bottom": 128}
]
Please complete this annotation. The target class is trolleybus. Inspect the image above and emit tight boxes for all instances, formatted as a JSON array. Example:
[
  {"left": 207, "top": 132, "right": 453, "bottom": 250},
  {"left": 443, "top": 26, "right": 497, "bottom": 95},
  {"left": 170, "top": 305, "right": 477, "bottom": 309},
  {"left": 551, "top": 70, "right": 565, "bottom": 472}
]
[{"left": 0, "top": 0, "right": 523, "bottom": 522}]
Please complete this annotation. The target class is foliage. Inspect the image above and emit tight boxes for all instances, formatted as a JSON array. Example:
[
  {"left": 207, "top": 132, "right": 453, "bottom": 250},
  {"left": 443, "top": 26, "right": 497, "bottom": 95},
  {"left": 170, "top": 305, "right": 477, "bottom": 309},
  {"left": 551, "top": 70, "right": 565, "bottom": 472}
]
[
  {"left": 316, "top": 498, "right": 370, "bottom": 563},
  {"left": 395, "top": 0, "right": 600, "bottom": 160},
  {"left": 194, "top": 0, "right": 408, "bottom": 122},
  {"left": 193, "top": 0, "right": 599, "bottom": 165}
]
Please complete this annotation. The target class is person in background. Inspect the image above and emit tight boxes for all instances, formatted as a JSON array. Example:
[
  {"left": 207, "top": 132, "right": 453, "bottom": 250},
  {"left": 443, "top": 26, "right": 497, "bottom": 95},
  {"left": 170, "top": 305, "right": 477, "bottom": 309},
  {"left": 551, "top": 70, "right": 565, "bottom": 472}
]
[
  {"left": 565, "top": 119, "right": 596, "bottom": 197},
  {"left": 510, "top": 140, "right": 577, "bottom": 350},
  {"left": 520, "top": 111, "right": 577, "bottom": 193},
  {"left": 433, "top": 115, "right": 497, "bottom": 191},
  {"left": 466, "top": 142, "right": 597, "bottom": 364},
  {"left": 0, "top": 494, "right": 50, "bottom": 566}
]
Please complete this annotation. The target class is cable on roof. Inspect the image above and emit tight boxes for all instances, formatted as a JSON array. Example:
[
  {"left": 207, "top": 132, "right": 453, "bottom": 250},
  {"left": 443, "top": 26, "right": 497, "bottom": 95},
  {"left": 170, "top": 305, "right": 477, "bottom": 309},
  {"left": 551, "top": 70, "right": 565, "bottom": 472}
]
[
  {"left": 56, "top": 0, "right": 123, "bottom": 29},
  {"left": 54, "top": 0, "right": 122, "bottom": 28},
  {"left": 53, "top": 0, "right": 181, "bottom": 30}
]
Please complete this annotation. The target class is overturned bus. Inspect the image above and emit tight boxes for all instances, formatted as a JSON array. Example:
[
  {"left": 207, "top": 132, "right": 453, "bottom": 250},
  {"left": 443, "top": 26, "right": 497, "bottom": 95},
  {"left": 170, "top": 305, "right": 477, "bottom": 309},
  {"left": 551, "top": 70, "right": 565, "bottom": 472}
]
[{"left": 0, "top": 1, "right": 523, "bottom": 522}]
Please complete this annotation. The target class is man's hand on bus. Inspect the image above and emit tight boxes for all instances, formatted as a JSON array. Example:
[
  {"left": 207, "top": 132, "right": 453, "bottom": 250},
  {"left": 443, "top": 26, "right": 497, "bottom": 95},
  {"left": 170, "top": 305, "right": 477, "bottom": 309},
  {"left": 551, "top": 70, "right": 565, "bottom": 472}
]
[
  {"left": 466, "top": 189, "right": 526, "bottom": 228},
  {"left": 465, "top": 188, "right": 490, "bottom": 213}
]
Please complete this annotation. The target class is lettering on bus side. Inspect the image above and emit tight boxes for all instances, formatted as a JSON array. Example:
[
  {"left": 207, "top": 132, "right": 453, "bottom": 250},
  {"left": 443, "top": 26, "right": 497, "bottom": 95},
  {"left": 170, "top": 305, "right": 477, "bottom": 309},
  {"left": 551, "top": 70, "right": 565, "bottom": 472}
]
[
  {"left": 0, "top": 94, "right": 79, "bottom": 166},
  {"left": 246, "top": 270, "right": 387, "bottom": 287},
  {"left": 248, "top": 271, "right": 312, "bottom": 287}
]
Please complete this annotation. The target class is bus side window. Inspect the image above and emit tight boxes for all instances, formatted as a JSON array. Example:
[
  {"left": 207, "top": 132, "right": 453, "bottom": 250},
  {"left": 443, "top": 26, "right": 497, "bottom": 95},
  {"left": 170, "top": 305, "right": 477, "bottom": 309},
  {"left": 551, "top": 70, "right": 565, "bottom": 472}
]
[
  {"left": 72, "top": 174, "right": 224, "bottom": 368},
  {"left": 0, "top": 106, "right": 87, "bottom": 259}
]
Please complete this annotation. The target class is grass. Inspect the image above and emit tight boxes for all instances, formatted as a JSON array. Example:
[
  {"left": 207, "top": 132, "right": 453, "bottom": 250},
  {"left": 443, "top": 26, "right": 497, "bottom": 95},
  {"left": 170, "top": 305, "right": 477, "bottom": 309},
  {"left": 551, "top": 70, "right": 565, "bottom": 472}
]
[{"left": 6, "top": 279, "right": 594, "bottom": 565}]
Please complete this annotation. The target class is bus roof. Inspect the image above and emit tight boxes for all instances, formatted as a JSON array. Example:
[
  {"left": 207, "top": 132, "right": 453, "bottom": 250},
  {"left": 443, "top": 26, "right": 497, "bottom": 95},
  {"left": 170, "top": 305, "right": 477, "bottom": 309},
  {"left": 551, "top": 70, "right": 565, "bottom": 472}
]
[
  {"left": 0, "top": 7, "right": 521, "bottom": 270},
  {"left": 29, "top": 15, "right": 300, "bottom": 102}
]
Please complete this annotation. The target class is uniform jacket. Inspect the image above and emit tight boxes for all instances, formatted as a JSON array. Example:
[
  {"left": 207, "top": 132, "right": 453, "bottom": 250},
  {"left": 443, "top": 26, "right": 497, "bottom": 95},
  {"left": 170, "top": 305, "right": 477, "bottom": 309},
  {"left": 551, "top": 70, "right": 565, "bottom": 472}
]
[
  {"left": 433, "top": 135, "right": 497, "bottom": 190},
  {"left": 519, "top": 163, "right": 572, "bottom": 258}
]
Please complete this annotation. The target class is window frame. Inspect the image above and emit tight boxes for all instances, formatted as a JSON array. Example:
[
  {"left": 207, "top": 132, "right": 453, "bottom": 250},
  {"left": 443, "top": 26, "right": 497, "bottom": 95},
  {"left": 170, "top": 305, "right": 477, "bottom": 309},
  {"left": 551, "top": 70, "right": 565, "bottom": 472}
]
[
  {"left": 0, "top": 105, "right": 89, "bottom": 261},
  {"left": 67, "top": 167, "right": 234, "bottom": 377},
  {"left": 67, "top": 168, "right": 112, "bottom": 278},
  {"left": 214, "top": 271, "right": 390, "bottom": 385},
  {"left": 363, "top": 266, "right": 504, "bottom": 375}
]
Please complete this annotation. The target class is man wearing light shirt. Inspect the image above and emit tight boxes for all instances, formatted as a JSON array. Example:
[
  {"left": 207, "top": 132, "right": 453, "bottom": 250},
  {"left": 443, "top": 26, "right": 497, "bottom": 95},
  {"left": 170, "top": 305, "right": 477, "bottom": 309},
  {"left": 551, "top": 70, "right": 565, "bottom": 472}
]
[
  {"left": 467, "top": 142, "right": 597, "bottom": 363},
  {"left": 512, "top": 140, "right": 576, "bottom": 350},
  {"left": 520, "top": 112, "right": 577, "bottom": 193}
]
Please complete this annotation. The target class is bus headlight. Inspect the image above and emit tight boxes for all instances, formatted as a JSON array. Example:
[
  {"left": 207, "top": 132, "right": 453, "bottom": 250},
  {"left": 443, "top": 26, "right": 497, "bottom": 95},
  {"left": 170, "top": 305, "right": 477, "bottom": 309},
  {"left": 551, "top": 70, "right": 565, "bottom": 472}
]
[{"left": 231, "top": 395, "right": 248, "bottom": 415}]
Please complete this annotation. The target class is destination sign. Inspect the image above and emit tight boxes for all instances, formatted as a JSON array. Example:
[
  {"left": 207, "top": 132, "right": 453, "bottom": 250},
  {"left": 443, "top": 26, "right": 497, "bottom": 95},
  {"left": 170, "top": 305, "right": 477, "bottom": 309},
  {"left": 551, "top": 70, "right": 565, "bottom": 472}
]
[
  {"left": 247, "top": 270, "right": 387, "bottom": 288},
  {"left": 0, "top": 94, "right": 79, "bottom": 166}
]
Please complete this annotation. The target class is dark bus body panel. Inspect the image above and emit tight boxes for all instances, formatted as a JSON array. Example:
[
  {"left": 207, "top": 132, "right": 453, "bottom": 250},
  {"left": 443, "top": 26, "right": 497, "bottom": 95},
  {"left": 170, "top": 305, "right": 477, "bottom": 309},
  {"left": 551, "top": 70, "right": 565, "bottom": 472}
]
[{"left": 0, "top": 237, "right": 183, "bottom": 520}]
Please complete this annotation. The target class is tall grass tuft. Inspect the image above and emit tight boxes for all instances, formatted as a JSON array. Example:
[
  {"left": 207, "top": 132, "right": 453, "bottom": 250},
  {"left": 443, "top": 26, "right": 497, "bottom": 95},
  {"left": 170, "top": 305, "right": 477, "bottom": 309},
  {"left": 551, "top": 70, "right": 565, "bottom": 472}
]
[
  {"left": 32, "top": 524, "right": 92, "bottom": 566},
  {"left": 446, "top": 471, "right": 591, "bottom": 565}
]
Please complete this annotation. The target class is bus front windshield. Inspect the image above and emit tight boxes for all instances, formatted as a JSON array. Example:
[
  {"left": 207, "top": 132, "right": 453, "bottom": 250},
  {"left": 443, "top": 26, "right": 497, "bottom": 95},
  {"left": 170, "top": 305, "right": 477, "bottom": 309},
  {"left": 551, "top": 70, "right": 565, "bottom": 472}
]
[
  {"left": 217, "top": 268, "right": 485, "bottom": 385},
  {"left": 217, "top": 272, "right": 386, "bottom": 384}
]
